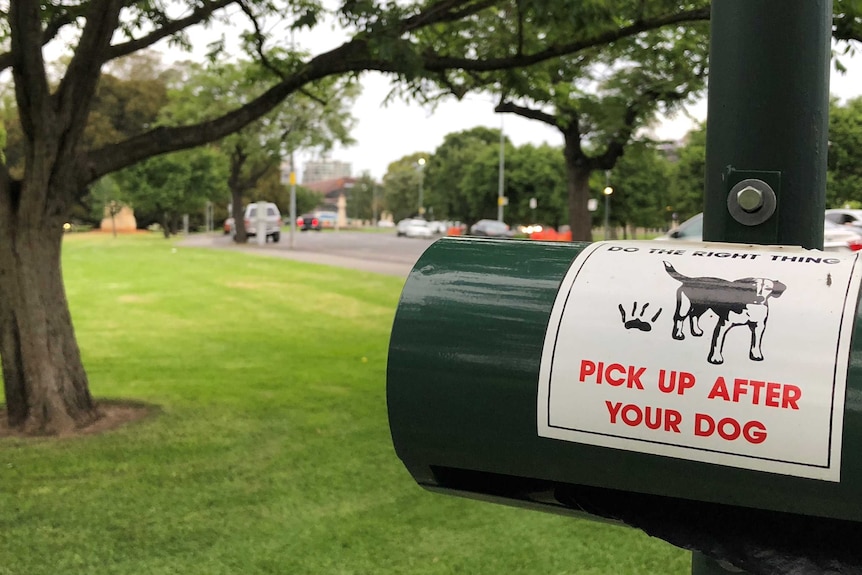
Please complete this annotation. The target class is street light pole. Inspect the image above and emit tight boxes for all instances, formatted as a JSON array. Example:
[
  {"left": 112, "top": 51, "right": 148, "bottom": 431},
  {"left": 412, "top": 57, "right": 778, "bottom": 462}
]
[
  {"left": 498, "top": 116, "right": 505, "bottom": 222},
  {"left": 602, "top": 171, "right": 613, "bottom": 240},
  {"left": 372, "top": 183, "right": 378, "bottom": 227},
  {"left": 417, "top": 158, "right": 426, "bottom": 216},
  {"left": 289, "top": 151, "right": 297, "bottom": 249}
]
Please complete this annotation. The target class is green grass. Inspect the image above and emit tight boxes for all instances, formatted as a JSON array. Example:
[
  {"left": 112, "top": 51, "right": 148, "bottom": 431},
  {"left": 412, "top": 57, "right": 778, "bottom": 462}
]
[{"left": 0, "top": 234, "right": 689, "bottom": 575}]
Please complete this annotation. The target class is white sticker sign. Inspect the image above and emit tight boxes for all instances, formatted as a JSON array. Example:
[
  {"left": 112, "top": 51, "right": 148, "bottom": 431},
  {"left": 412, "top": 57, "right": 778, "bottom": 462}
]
[{"left": 537, "top": 241, "right": 862, "bottom": 481}]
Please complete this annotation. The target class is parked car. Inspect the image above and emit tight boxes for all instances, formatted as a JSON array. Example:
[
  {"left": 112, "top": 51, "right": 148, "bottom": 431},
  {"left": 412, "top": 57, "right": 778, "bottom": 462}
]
[
  {"left": 655, "top": 213, "right": 704, "bottom": 241},
  {"left": 824, "top": 219, "right": 862, "bottom": 251},
  {"left": 229, "top": 202, "right": 281, "bottom": 242},
  {"left": 396, "top": 218, "right": 433, "bottom": 238},
  {"left": 316, "top": 211, "right": 338, "bottom": 228},
  {"left": 469, "top": 219, "right": 514, "bottom": 238},
  {"left": 427, "top": 220, "right": 449, "bottom": 234},
  {"left": 297, "top": 213, "right": 322, "bottom": 231},
  {"left": 826, "top": 208, "right": 862, "bottom": 230},
  {"left": 657, "top": 212, "right": 862, "bottom": 252},
  {"left": 223, "top": 218, "right": 233, "bottom": 234}
]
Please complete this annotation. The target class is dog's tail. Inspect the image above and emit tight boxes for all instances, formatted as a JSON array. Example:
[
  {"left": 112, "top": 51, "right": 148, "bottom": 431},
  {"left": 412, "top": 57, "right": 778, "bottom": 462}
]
[{"left": 663, "top": 261, "right": 686, "bottom": 282}]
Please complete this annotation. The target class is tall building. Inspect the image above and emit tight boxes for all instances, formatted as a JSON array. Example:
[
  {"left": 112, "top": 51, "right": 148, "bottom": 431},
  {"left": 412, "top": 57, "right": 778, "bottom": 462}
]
[{"left": 302, "top": 160, "right": 352, "bottom": 184}]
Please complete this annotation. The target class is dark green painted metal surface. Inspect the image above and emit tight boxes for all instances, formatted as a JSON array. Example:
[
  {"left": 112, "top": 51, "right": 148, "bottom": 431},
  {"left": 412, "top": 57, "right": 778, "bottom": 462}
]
[
  {"left": 388, "top": 236, "right": 862, "bottom": 523},
  {"left": 703, "top": 0, "right": 831, "bottom": 249}
]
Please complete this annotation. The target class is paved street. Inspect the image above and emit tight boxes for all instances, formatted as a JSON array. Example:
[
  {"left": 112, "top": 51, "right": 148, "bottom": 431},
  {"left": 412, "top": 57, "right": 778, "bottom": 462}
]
[{"left": 178, "top": 229, "right": 439, "bottom": 277}]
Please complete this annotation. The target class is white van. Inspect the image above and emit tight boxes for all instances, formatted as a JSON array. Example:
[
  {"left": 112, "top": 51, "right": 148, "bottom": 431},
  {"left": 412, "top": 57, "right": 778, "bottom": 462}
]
[{"left": 242, "top": 202, "right": 281, "bottom": 242}]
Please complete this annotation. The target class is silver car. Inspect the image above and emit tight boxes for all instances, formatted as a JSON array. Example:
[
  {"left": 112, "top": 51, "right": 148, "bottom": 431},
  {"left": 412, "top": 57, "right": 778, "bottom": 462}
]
[
  {"left": 657, "top": 212, "right": 862, "bottom": 252},
  {"left": 396, "top": 218, "right": 433, "bottom": 238}
]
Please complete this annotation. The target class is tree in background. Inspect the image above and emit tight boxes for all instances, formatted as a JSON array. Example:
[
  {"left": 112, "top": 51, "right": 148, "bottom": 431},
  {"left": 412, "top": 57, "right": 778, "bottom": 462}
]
[
  {"left": 87, "top": 175, "right": 129, "bottom": 229},
  {"left": 456, "top": 141, "right": 512, "bottom": 222},
  {"left": 493, "top": 22, "right": 710, "bottom": 241},
  {"left": 387, "top": 134, "right": 568, "bottom": 227},
  {"left": 114, "top": 148, "right": 229, "bottom": 237},
  {"left": 502, "top": 143, "right": 567, "bottom": 227},
  {"left": 422, "top": 127, "right": 506, "bottom": 222},
  {"left": 827, "top": 96, "right": 862, "bottom": 208},
  {"left": 347, "top": 172, "right": 379, "bottom": 223},
  {"left": 667, "top": 123, "right": 707, "bottom": 225},
  {"left": 160, "top": 60, "right": 358, "bottom": 243},
  {"left": 602, "top": 141, "right": 674, "bottom": 237},
  {"left": 382, "top": 153, "right": 429, "bottom": 222}
]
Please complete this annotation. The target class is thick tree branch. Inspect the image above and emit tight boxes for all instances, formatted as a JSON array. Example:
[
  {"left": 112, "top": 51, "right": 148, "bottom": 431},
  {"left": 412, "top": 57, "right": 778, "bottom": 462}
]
[
  {"left": 82, "top": 39, "right": 401, "bottom": 183},
  {"left": 401, "top": 0, "right": 499, "bottom": 32},
  {"left": 594, "top": 103, "right": 640, "bottom": 171},
  {"left": 495, "top": 101, "right": 560, "bottom": 128},
  {"left": 424, "top": 7, "right": 711, "bottom": 72},
  {"left": 103, "top": 0, "right": 236, "bottom": 63},
  {"left": 0, "top": 4, "right": 82, "bottom": 72},
  {"left": 595, "top": 86, "right": 686, "bottom": 170},
  {"left": 0, "top": 1, "right": 141, "bottom": 73},
  {"left": 55, "top": 0, "right": 124, "bottom": 135},
  {"left": 83, "top": 4, "right": 704, "bottom": 185},
  {"left": 9, "top": 1, "right": 52, "bottom": 141}
]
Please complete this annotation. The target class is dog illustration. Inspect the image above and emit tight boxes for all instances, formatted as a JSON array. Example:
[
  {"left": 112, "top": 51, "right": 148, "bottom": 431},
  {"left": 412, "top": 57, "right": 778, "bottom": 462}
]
[{"left": 663, "top": 261, "right": 786, "bottom": 365}]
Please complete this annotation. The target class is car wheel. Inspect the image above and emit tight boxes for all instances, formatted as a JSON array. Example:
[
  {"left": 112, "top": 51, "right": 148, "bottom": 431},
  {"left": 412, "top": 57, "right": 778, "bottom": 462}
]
[{"left": 272, "top": 232, "right": 280, "bottom": 243}]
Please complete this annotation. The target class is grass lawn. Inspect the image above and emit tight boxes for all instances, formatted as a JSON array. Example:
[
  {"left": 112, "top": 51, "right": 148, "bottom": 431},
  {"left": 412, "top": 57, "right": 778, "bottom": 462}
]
[{"left": 0, "top": 233, "right": 689, "bottom": 575}]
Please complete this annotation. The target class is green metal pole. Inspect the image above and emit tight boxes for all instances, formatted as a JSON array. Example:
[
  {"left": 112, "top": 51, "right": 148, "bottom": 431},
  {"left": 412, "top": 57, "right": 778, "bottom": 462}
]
[
  {"left": 703, "top": 0, "right": 832, "bottom": 249},
  {"left": 698, "top": 0, "right": 833, "bottom": 572}
]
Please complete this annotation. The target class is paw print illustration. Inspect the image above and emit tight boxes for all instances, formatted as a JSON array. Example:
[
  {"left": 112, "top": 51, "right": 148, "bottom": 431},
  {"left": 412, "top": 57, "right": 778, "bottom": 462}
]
[{"left": 618, "top": 301, "right": 662, "bottom": 332}]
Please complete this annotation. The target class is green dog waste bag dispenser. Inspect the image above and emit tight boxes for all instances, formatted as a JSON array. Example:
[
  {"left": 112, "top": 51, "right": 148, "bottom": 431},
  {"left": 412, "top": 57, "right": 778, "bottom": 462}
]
[{"left": 387, "top": 236, "right": 862, "bottom": 569}]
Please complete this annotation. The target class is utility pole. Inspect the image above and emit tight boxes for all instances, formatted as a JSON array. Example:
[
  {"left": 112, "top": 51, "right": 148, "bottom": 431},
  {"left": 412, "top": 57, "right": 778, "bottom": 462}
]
[
  {"left": 289, "top": 151, "right": 297, "bottom": 249},
  {"left": 417, "top": 158, "right": 426, "bottom": 216},
  {"left": 497, "top": 117, "right": 505, "bottom": 222}
]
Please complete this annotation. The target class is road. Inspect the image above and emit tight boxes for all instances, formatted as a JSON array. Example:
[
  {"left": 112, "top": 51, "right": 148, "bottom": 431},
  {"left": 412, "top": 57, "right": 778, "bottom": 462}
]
[{"left": 178, "top": 229, "right": 438, "bottom": 277}]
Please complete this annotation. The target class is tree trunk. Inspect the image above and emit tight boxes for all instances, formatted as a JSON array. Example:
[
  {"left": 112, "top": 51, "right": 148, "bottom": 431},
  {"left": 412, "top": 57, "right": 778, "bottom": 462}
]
[
  {"left": 229, "top": 150, "right": 249, "bottom": 244},
  {"left": 565, "top": 161, "right": 593, "bottom": 242},
  {"left": 0, "top": 213, "right": 98, "bottom": 434},
  {"left": 231, "top": 186, "right": 247, "bottom": 243},
  {"left": 562, "top": 132, "right": 593, "bottom": 242}
]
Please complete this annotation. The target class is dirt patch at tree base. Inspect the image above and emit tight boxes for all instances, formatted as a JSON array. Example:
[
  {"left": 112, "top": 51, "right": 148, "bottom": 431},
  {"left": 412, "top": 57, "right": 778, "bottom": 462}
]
[{"left": 0, "top": 400, "right": 157, "bottom": 438}]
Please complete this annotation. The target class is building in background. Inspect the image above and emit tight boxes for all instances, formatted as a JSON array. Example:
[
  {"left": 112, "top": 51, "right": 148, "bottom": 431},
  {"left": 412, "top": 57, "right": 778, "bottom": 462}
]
[
  {"left": 304, "top": 177, "right": 358, "bottom": 228},
  {"left": 302, "top": 159, "right": 352, "bottom": 184}
]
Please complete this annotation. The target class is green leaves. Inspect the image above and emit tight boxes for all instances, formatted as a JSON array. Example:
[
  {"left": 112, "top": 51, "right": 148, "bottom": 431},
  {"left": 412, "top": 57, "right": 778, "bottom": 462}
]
[{"left": 827, "top": 97, "right": 862, "bottom": 208}]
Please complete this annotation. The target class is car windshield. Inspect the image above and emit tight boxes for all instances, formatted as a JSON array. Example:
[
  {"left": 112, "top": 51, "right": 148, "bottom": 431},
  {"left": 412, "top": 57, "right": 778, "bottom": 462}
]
[{"left": 675, "top": 214, "right": 703, "bottom": 238}]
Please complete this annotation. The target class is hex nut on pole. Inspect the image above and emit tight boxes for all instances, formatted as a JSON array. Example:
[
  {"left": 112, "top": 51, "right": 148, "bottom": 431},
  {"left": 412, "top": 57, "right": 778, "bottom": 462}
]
[
  {"left": 727, "top": 179, "right": 777, "bottom": 226},
  {"left": 737, "top": 186, "right": 764, "bottom": 213}
]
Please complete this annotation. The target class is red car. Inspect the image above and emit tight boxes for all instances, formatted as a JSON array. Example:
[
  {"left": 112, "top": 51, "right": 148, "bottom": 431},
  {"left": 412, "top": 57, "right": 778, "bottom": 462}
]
[{"left": 297, "top": 214, "right": 322, "bottom": 231}]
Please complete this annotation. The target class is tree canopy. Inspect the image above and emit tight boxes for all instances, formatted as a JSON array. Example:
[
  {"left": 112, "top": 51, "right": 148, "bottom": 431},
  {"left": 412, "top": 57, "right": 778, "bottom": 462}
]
[{"left": 827, "top": 96, "right": 862, "bottom": 208}]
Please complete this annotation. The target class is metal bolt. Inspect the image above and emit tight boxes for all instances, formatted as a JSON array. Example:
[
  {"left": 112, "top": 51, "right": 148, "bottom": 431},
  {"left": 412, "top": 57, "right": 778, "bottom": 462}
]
[{"left": 737, "top": 186, "right": 764, "bottom": 213}]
